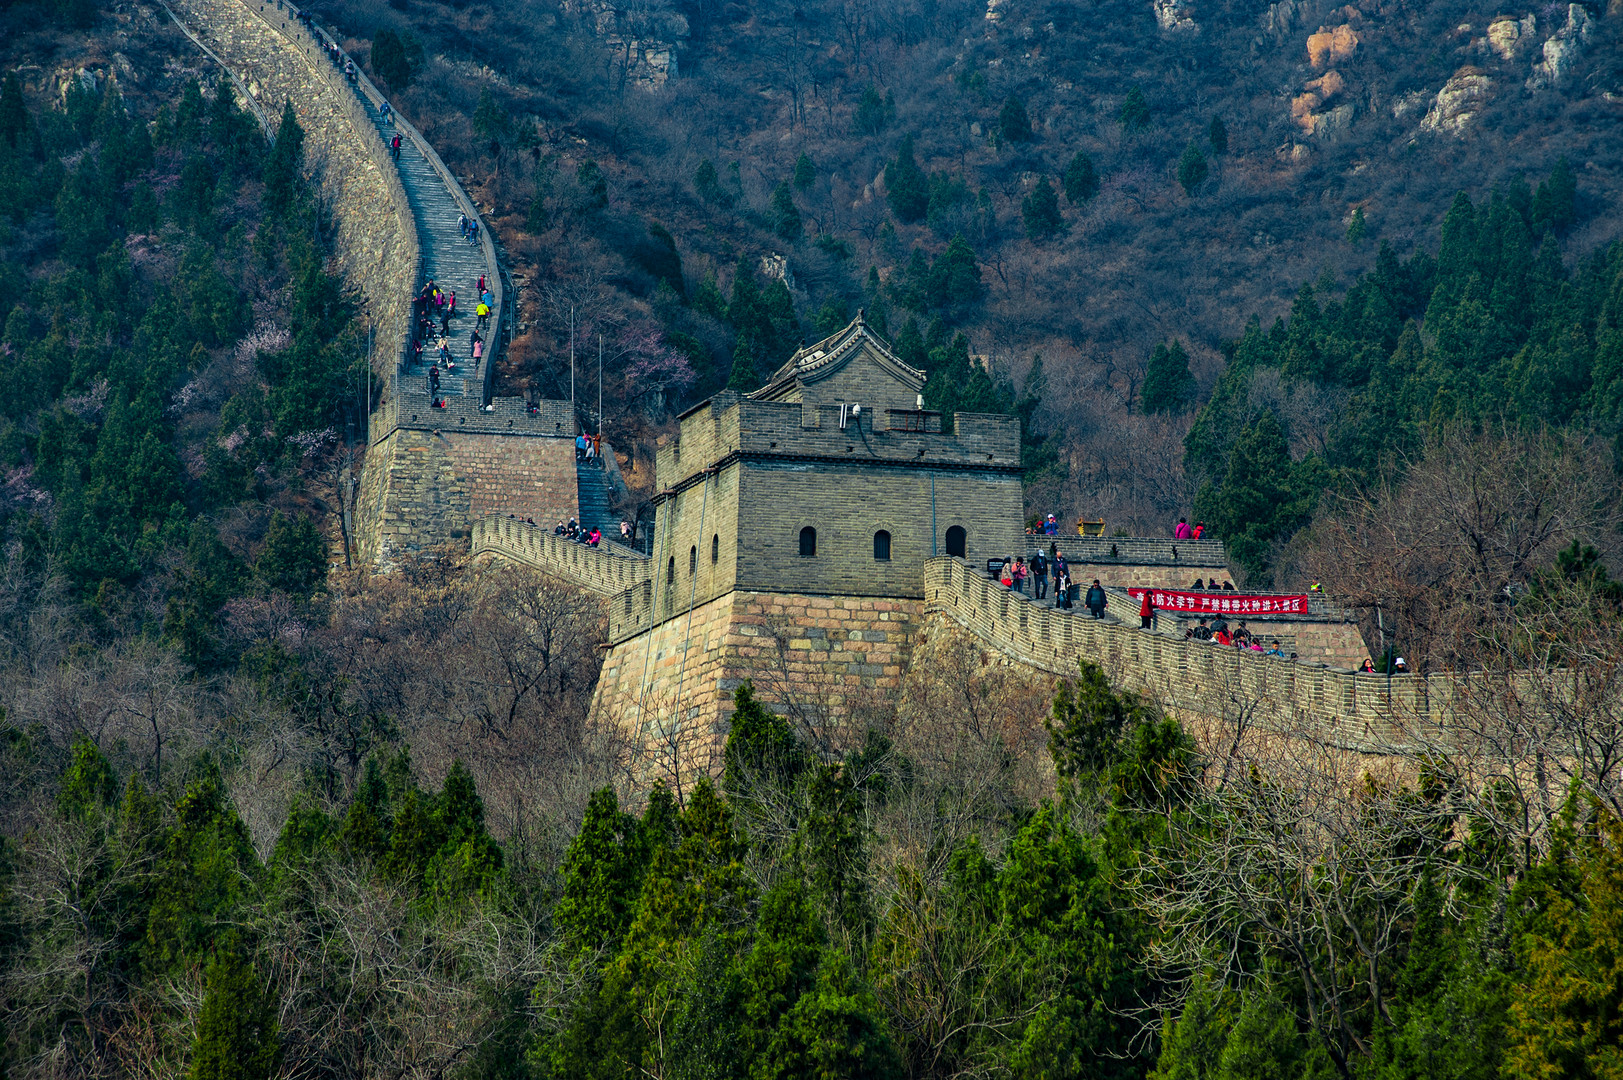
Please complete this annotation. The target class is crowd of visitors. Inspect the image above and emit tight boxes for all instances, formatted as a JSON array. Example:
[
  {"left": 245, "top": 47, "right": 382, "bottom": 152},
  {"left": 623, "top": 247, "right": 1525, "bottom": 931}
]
[
  {"left": 995, "top": 545, "right": 1075, "bottom": 609},
  {"left": 521, "top": 517, "right": 601, "bottom": 547},
  {"left": 1173, "top": 517, "right": 1208, "bottom": 539},
  {"left": 1187, "top": 577, "right": 1237, "bottom": 591},
  {"left": 411, "top": 276, "right": 489, "bottom": 407},
  {"left": 1182, "top": 615, "right": 1294, "bottom": 658}
]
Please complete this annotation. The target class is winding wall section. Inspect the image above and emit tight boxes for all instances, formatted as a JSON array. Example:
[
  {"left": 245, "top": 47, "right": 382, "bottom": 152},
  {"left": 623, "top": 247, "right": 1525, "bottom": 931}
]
[
  {"left": 165, "top": 0, "right": 418, "bottom": 359},
  {"left": 168, "top": 0, "right": 584, "bottom": 565}
]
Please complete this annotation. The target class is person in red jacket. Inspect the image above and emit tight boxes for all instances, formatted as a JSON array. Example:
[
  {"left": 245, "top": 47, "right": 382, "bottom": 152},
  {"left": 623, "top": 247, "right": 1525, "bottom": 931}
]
[
  {"left": 1193, "top": 521, "right": 1206, "bottom": 539},
  {"left": 1139, "top": 592, "right": 1155, "bottom": 629}
]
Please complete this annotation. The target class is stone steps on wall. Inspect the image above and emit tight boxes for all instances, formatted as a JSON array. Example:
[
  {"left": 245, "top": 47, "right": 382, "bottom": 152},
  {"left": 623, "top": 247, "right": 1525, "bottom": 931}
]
[
  {"left": 575, "top": 457, "right": 617, "bottom": 538},
  {"left": 353, "top": 97, "right": 491, "bottom": 402}
]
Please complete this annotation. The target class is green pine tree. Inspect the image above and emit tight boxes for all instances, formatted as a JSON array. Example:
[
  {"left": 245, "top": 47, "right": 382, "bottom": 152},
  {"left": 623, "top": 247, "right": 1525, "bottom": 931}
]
[
  {"left": 576, "top": 159, "right": 608, "bottom": 209},
  {"left": 723, "top": 681, "right": 804, "bottom": 798},
  {"left": 256, "top": 511, "right": 326, "bottom": 599},
  {"left": 1346, "top": 206, "right": 1367, "bottom": 244},
  {"left": 189, "top": 949, "right": 281, "bottom": 1080},
  {"left": 793, "top": 152, "right": 816, "bottom": 191},
  {"left": 1193, "top": 411, "right": 1319, "bottom": 580},
  {"left": 999, "top": 95, "right": 1033, "bottom": 143},
  {"left": 1021, "top": 177, "right": 1064, "bottom": 240},
  {"left": 727, "top": 337, "right": 759, "bottom": 392},
  {"left": 262, "top": 100, "right": 304, "bottom": 216},
  {"left": 1117, "top": 86, "right": 1151, "bottom": 132},
  {"left": 1176, "top": 141, "right": 1208, "bottom": 195},
  {"left": 815, "top": 296, "right": 852, "bottom": 337},
  {"left": 1063, "top": 151, "right": 1099, "bottom": 203},
  {"left": 884, "top": 135, "right": 929, "bottom": 223},
  {"left": 370, "top": 30, "right": 417, "bottom": 90},
  {"left": 0, "top": 73, "right": 29, "bottom": 146},
  {"left": 1532, "top": 157, "right": 1577, "bottom": 235},
  {"left": 695, "top": 158, "right": 731, "bottom": 206},
  {"left": 472, "top": 87, "right": 510, "bottom": 142},
  {"left": 1208, "top": 115, "right": 1228, "bottom": 155},
  {"left": 58, "top": 736, "right": 118, "bottom": 821},
  {"left": 853, "top": 85, "right": 892, "bottom": 136},
  {"left": 770, "top": 180, "right": 803, "bottom": 241},
  {"left": 925, "top": 234, "right": 985, "bottom": 310},
  {"left": 1140, "top": 339, "right": 1197, "bottom": 414}
]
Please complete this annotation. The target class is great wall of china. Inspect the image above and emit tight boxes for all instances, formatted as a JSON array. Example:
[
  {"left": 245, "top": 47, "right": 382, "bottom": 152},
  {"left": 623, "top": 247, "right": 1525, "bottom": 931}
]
[
  {"left": 163, "top": 0, "right": 598, "bottom": 567},
  {"left": 170, "top": 0, "right": 1474, "bottom": 763}
]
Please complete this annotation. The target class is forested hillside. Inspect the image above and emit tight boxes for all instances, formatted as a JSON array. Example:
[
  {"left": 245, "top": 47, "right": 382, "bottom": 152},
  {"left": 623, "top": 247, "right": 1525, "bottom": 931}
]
[
  {"left": 316, "top": 0, "right": 1623, "bottom": 531},
  {"left": 0, "top": 2, "right": 1621, "bottom": 1079}
]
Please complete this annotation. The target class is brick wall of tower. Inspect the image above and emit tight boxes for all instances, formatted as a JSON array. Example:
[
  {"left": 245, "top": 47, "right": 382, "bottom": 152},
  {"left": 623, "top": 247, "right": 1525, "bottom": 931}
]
[{"left": 591, "top": 590, "right": 923, "bottom": 776}]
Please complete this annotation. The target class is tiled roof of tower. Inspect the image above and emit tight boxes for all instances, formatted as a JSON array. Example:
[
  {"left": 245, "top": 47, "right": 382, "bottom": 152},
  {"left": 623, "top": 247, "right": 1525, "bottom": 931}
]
[{"left": 748, "top": 311, "right": 926, "bottom": 402}]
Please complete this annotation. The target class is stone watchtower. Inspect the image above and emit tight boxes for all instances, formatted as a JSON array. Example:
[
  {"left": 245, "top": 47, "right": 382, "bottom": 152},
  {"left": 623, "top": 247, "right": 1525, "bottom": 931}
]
[{"left": 589, "top": 314, "right": 1023, "bottom": 760}]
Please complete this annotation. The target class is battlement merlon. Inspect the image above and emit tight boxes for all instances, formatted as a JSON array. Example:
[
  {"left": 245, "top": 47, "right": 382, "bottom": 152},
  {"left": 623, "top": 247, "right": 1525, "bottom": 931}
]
[{"left": 655, "top": 395, "right": 1022, "bottom": 498}]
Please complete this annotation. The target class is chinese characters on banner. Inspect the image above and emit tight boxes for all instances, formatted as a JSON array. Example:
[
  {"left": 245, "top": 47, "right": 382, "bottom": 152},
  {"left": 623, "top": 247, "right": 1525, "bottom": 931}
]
[{"left": 1125, "top": 588, "right": 1309, "bottom": 615}]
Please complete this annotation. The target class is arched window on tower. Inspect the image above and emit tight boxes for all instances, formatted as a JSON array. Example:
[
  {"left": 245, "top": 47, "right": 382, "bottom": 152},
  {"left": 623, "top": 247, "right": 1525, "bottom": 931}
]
[
  {"left": 799, "top": 526, "right": 817, "bottom": 557},
  {"left": 873, "top": 530, "right": 891, "bottom": 561},
  {"left": 667, "top": 556, "right": 676, "bottom": 584},
  {"left": 690, "top": 546, "right": 697, "bottom": 574},
  {"left": 945, "top": 526, "right": 967, "bottom": 558},
  {"left": 712, "top": 534, "right": 720, "bottom": 563}
]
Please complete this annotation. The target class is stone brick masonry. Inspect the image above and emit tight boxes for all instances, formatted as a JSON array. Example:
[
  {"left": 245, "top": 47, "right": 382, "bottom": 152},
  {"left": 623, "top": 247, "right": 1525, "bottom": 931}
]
[{"left": 590, "top": 590, "right": 922, "bottom": 773}]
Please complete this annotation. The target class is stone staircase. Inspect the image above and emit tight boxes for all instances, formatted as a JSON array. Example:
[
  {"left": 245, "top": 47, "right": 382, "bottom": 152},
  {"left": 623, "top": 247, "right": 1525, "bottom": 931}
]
[
  {"left": 575, "top": 457, "right": 617, "bottom": 538},
  {"left": 358, "top": 103, "right": 490, "bottom": 403}
]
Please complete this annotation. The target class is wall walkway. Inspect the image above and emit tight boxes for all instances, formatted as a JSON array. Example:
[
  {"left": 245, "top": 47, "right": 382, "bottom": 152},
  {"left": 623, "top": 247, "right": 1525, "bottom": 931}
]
[
  {"left": 471, "top": 516, "right": 651, "bottom": 594},
  {"left": 923, "top": 557, "right": 1459, "bottom": 753},
  {"left": 167, "top": 0, "right": 599, "bottom": 564},
  {"left": 165, "top": 0, "right": 418, "bottom": 363}
]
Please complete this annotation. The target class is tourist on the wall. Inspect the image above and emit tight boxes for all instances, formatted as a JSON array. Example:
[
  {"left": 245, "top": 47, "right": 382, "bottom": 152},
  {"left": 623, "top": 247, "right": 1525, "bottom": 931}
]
[
  {"left": 1030, "top": 549, "right": 1048, "bottom": 599},
  {"left": 1085, "top": 579, "right": 1107, "bottom": 619},
  {"left": 1043, "top": 513, "right": 1059, "bottom": 535},
  {"left": 1193, "top": 521, "right": 1206, "bottom": 539},
  {"left": 1174, "top": 517, "right": 1192, "bottom": 539},
  {"left": 428, "top": 365, "right": 440, "bottom": 396},
  {"left": 1139, "top": 591, "right": 1155, "bottom": 629}
]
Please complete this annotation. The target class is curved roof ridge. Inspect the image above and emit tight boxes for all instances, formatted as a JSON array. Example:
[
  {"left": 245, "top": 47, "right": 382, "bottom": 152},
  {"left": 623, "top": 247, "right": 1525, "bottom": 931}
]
[{"left": 749, "top": 311, "right": 926, "bottom": 401}]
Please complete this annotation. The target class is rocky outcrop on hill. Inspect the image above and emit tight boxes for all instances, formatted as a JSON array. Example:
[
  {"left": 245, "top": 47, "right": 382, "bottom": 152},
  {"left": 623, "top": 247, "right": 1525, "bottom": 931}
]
[
  {"left": 1291, "top": 69, "right": 1353, "bottom": 137},
  {"left": 563, "top": 0, "right": 687, "bottom": 86},
  {"left": 1155, "top": 0, "right": 1197, "bottom": 33},
  {"left": 1420, "top": 67, "right": 1493, "bottom": 134},
  {"left": 1486, "top": 13, "right": 1536, "bottom": 60},
  {"left": 1527, "top": 4, "right": 1593, "bottom": 90},
  {"left": 1307, "top": 23, "right": 1359, "bottom": 67}
]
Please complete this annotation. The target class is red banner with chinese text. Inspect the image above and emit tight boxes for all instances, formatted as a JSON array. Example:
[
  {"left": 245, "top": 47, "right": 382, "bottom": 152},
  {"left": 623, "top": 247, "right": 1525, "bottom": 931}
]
[{"left": 1126, "top": 588, "right": 1309, "bottom": 615}]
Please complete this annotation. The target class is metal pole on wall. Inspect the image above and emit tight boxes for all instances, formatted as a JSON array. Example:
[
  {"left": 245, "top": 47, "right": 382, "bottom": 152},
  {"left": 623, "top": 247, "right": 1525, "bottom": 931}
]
[
  {"left": 598, "top": 335, "right": 603, "bottom": 441},
  {"left": 569, "top": 306, "right": 576, "bottom": 432}
]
